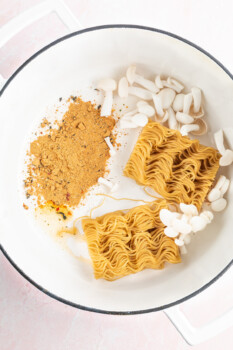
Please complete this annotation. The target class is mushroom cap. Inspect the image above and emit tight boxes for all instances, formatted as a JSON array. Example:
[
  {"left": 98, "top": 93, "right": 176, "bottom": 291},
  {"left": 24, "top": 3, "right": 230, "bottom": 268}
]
[
  {"left": 173, "top": 93, "right": 185, "bottom": 112},
  {"left": 191, "top": 118, "right": 208, "bottom": 135},
  {"left": 126, "top": 65, "right": 137, "bottom": 85},
  {"left": 132, "top": 113, "right": 148, "bottom": 127},
  {"left": 118, "top": 77, "right": 128, "bottom": 97},
  {"left": 176, "top": 112, "right": 194, "bottom": 124},
  {"left": 158, "top": 88, "right": 176, "bottom": 109},
  {"left": 97, "top": 78, "right": 117, "bottom": 91},
  {"left": 211, "top": 198, "right": 227, "bottom": 212},
  {"left": 219, "top": 149, "right": 233, "bottom": 166}
]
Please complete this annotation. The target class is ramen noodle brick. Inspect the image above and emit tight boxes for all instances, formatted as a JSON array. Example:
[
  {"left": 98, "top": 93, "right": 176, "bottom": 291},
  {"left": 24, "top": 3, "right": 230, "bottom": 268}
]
[
  {"left": 124, "top": 122, "right": 220, "bottom": 210},
  {"left": 82, "top": 199, "right": 180, "bottom": 281}
]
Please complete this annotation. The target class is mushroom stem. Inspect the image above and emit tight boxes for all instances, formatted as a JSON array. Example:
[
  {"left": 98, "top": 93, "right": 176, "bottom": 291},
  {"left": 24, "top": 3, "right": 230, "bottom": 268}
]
[
  {"left": 98, "top": 177, "right": 118, "bottom": 192},
  {"left": 176, "top": 112, "right": 194, "bottom": 124},
  {"left": 97, "top": 78, "right": 117, "bottom": 117},
  {"left": 158, "top": 88, "right": 176, "bottom": 109},
  {"left": 126, "top": 65, "right": 159, "bottom": 93},
  {"left": 123, "top": 109, "right": 138, "bottom": 118},
  {"left": 104, "top": 137, "right": 116, "bottom": 156},
  {"left": 151, "top": 93, "right": 164, "bottom": 116},
  {"left": 163, "top": 77, "right": 184, "bottom": 93},
  {"left": 119, "top": 119, "right": 138, "bottom": 129},
  {"left": 136, "top": 101, "right": 155, "bottom": 117},
  {"left": 155, "top": 110, "right": 169, "bottom": 123},
  {"left": 180, "top": 124, "right": 199, "bottom": 136},
  {"left": 214, "top": 129, "right": 226, "bottom": 155},
  {"left": 128, "top": 86, "right": 153, "bottom": 100},
  {"left": 183, "top": 93, "right": 193, "bottom": 114},
  {"left": 134, "top": 74, "right": 159, "bottom": 93},
  {"left": 173, "top": 93, "right": 185, "bottom": 112},
  {"left": 101, "top": 91, "right": 113, "bottom": 117},
  {"left": 155, "top": 75, "right": 164, "bottom": 89},
  {"left": 191, "top": 87, "right": 202, "bottom": 113},
  {"left": 168, "top": 107, "right": 178, "bottom": 129},
  {"left": 131, "top": 113, "right": 148, "bottom": 126}
]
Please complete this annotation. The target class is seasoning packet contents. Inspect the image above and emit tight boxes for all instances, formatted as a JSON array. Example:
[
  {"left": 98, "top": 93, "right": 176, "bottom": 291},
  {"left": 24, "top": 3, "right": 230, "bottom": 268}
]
[{"left": 25, "top": 98, "right": 115, "bottom": 207}]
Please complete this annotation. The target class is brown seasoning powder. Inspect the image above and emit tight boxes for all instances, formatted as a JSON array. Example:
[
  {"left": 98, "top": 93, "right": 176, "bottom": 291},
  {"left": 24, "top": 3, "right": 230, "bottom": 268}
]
[{"left": 25, "top": 98, "right": 115, "bottom": 206}]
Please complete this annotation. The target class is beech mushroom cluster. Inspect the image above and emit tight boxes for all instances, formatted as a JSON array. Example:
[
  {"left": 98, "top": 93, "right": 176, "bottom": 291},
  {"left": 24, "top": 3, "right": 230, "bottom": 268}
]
[
  {"left": 116, "top": 65, "right": 207, "bottom": 136},
  {"left": 160, "top": 203, "right": 214, "bottom": 254},
  {"left": 207, "top": 175, "right": 230, "bottom": 212}
]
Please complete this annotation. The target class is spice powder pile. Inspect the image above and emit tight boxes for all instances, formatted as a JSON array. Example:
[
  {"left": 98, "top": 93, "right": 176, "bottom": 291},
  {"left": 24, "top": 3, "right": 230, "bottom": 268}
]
[{"left": 25, "top": 98, "right": 115, "bottom": 207}]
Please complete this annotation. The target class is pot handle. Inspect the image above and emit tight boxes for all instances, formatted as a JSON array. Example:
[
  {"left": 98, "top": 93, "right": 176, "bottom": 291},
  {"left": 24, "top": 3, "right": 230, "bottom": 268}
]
[
  {"left": 0, "top": 0, "right": 82, "bottom": 89},
  {"left": 164, "top": 303, "right": 233, "bottom": 345}
]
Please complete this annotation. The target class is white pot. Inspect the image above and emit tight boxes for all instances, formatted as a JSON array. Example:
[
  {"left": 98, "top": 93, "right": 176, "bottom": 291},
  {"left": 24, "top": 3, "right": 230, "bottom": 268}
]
[{"left": 0, "top": 13, "right": 233, "bottom": 344}]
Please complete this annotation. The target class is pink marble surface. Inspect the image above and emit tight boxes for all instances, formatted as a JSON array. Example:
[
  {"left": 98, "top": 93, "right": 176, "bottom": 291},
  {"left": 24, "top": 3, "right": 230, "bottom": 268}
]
[{"left": 0, "top": 1, "right": 233, "bottom": 349}]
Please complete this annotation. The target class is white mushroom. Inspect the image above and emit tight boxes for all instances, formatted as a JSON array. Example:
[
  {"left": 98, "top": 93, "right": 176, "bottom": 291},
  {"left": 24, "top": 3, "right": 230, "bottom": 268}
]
[
  {"left": 190, "top": 119, "right": 207, "bottom": 136},
  {"left": 137, "top": 100, "right": 148, "bottom": 106},
  {"left": 97, "top": 79, "right": 117, "bottom": 117},
  {"left": 122, "top": 101, "right": 155, "bottom": 120},
  {"left": 128, "top": 86, "right": 153, "bottom": 100},
  {"left": 164, "top": 226, "right": 179, "bottom": 238},
  {"left": 190, "top": 105, "right": 205, "bottom": 119},
  {"left": 175, "top": 238, "right": 185, "bottom": 246},
  {"left": 180, "top": 124, "right": 199, "bottom": 136},
  {"left": 126, "top": 65, "right": 159, "bottom": 93},
  {"left": 155, "top": 75, "right": 164, "bottom": 89},
  {"left": 215, "top": 175, "right": 227, "bottom": 190},
  {"left": 104, "top": 136, "right": 116, "bottom": 156},
  {"left": 183, "top": 93, "right": 193, "bottom": 114},
  {"left": 122, "top": 110, "right": 137, "bottom": 119},
  {"left": 161, "top": 110, "right": 169, "bottom": 123},
  {"left": 158, "top": 88, "right": 176, "bottom": 109},
  {"left": 98, "top": 177, "right": 118, "bottom": 192},
  {"left": 155, "top": 110, "right": 169, "bottom": 124},
  {"left": 168, "top": 107, "right": 178, "bottom": 129},
  {"left": 214, "top": 129, "right": 233, "bottom": 165},
  {"left": 191, "top": 87, "right": 202, "bottom": 113},
  {"left": 207, "top": 188, "right": 221, "bottom": 202},
  {"left": 190, "top": 216, "right": 207, "bottom": 232},
  {"left": 172, "top": 218, "right": 192, "bottom": 234},
  {"left": 119, "top": 119, "right": 138, "bottom": 129},
  {"left": 219, "top": 178, "right": 230, "bottom": 196},
  {"left": 163, "top": 77, "right": 184, "bottom": 93},
  {"left": 180, "top": 245, "right": 188, "bottom": 254},
  {"left": 159, "top": 209, "right": 180, "bottom": 226},
  {"left": 118, "top": 77, "right": 128, "bottom": 98},
  {"left": 214, "top": 129, "right": 225, "bottom": 155},
  {"left": 136, "top": 101, "right": 155, "bottom": 117},
  {"left": 151, "top": 93, "right": 164, "bottom": 117},
  {"left": 219, "top": 149, "right": 233, "bottom": 167},
  {"left": 131, "top": 113, "right": 148, "bottom": 127},
  {"left": 200, "top": 211, "right": 214, "bottom": 224},
  {"left": 126, "top": 65, "right": 136, "bottom": 85},
  {"left": 183, "top": 235, "right": 191, "bottom": 245},
  {"left": 211, "top": 198, "right": 227, "bottom": 212},
  {"left": 173, "top": 94, "right": 185, "bottom": 112},
  {"left": 176, "top": 112, "right": 194, "bottom": 124},
  {"left": 168, "top": 77, "right": 184, "bottom": 92},
  {"left": 179, "top": 203, "right": 198, "bottom": 216},
  {"left": 180, "top": 214, "right": 189, "bottom": 224}
]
